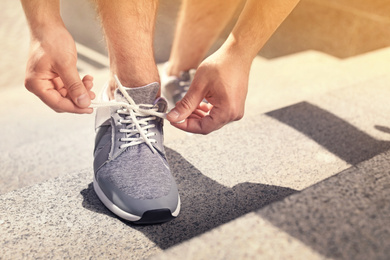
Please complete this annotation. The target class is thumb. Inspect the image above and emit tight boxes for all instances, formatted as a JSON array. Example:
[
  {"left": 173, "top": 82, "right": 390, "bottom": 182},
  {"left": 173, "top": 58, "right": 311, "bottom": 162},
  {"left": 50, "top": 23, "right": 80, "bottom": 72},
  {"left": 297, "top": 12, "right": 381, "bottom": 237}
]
[
  {"left": 167, "top": 85, "right": 205, "bottom": 123},
  {"left": 58, "top": 66, "right": 91, "bottom": 108}
]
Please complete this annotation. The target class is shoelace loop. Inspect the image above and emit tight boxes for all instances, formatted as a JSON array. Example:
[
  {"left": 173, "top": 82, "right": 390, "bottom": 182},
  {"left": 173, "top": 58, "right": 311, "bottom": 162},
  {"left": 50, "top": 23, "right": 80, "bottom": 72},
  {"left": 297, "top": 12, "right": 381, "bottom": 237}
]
[{"left": 91, "top": 75, "right": 167, "bottom": 154}]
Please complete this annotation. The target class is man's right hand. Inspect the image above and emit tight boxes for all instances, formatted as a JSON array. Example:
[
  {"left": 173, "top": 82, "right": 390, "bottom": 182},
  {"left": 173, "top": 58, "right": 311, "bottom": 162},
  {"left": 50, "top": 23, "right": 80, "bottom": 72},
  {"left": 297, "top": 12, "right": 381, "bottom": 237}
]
[{"left": 24, "top": 26, "right": 95, "bottom": 113}]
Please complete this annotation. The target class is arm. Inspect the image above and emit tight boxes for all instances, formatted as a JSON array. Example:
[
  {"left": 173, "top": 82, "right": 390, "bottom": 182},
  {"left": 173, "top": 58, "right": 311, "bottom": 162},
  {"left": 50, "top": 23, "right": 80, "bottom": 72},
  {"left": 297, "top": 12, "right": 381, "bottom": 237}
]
[
  {"left": 167, "top": 0, "right": 300, "bottom": 134},
  {"left": 225, "top": 0, "right": 301, "bottom": 63},
  {"left": 21, "top": 0, "right": 94, "bottom": 113}
]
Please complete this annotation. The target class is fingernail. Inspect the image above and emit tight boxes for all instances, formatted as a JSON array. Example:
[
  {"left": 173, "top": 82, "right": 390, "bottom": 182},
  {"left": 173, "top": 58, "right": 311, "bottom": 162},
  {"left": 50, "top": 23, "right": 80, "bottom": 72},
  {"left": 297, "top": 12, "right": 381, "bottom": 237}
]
[
  {"left": 77, "top": 93, "right": 90, "bottom": 107},
  {"left": 168, "top": 109, "right": 180, "bottom": 121}
]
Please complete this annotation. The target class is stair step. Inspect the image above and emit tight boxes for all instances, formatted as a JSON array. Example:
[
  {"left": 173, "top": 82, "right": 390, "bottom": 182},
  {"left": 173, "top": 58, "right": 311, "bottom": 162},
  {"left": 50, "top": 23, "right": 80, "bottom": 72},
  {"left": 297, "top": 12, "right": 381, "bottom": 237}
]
[
  {"left": 0, "top": 105, "right": 351, "bottom": 258},
  {"left": 247, "top": 51, "right": 345, "bottom": 116},
  {"left": 0, "top": 86, "right": 96, "bottom": 194},
  {"left": 247, "top": 47, "right": 390, "bottom": 117},
  {"left": 151, "top": 150, "right": 390, "bottom": 260},
  {"left": 306, "top": 75, "right": 390, "bottom": 143},
  {"left": 2, "top": 66, "right": 390, "bottom": 258},
  {"left": 0, "top": 127, "right": 94, "bottom": 194}
]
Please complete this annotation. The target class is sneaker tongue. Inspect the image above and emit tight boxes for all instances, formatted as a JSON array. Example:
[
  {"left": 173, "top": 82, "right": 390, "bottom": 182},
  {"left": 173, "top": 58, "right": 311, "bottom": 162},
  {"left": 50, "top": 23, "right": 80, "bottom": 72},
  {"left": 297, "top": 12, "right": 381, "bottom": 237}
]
[{"left": 114, "top": 82, "right": 160, "bottom": 105}]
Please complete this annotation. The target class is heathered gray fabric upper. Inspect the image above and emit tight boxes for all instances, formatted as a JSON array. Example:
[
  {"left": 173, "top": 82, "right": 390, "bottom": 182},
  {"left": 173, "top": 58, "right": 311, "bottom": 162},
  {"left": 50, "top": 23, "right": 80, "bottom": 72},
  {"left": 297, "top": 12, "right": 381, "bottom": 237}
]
[
  {"left": 94, "top": 83, "right": 173, "bottom": 200},
  {"left": 97, "top": 143, "right": 172, "bottom": 200}
]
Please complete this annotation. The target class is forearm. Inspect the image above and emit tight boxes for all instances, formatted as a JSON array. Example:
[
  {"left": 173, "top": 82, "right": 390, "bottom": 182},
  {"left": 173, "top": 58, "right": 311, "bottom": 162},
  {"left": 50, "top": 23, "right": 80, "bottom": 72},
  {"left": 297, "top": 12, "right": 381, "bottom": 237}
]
[
  {"left": 20, "top": 0, "right": 65, "bottom": 39},
  {"left": 222, "top": 0, "right": 300, "bottom": 62}
]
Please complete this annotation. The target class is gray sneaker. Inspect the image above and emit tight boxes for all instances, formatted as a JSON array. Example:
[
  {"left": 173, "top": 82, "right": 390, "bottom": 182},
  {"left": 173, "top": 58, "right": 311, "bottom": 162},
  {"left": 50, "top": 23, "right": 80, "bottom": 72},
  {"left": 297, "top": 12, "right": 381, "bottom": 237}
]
[
  {"left": 93, "top": 76, "right": 180, "bottom": 224},
  {"left": 161, "top": 63, "right": 196, "bottom": 109}
]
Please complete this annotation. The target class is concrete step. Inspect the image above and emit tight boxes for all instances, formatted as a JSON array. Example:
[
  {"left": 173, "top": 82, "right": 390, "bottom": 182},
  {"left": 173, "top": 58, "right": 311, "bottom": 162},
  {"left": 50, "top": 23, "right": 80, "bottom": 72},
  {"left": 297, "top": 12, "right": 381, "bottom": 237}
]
[
  {"left": 1, "top": 70, "right": 390, "bottom": 258},
  {"left": 152, "top": 74, "right": 390, "bottom": 259},
  {"left": 246, "top": 47, "right": 390, "bottom": 117},
  {"left": 151, "top": 150, "right": 390, "bottom": 260},
  {"left": 0, "top": 109, "right": 340, "bottom": 259},
  {"left": 0, "top": 74, "right": 99, "bottom": 195},
  {"left": 246, "top": 50, "right": 343, "bottom": 116}
]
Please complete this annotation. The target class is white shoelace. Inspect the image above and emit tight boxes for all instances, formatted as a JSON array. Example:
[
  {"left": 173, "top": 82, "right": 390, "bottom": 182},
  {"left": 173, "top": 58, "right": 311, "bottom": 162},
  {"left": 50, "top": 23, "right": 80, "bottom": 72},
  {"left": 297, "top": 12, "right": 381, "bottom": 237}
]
[{"left": 91, "top": 75, "right": 167, "bottom": 154}]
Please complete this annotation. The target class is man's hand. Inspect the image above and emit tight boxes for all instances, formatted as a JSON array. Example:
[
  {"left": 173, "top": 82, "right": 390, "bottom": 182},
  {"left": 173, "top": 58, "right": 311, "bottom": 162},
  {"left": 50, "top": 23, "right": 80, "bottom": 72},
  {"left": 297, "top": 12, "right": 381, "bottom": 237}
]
[
  {"left": 166, "top": 49, "right": 250, "bottom": 134},
  {"left": 24, "top": 26, "right": 95, "bottom": 113},
  {"left": 166, "top": 0, "right": 300, "bottom": 134}
]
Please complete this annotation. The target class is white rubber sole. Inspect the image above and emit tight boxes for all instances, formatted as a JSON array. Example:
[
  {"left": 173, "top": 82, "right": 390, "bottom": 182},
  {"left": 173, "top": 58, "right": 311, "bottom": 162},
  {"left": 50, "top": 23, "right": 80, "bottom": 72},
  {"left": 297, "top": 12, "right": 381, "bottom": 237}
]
[{"left": 93, "top": 176, "right": 181, "bottom": 222}]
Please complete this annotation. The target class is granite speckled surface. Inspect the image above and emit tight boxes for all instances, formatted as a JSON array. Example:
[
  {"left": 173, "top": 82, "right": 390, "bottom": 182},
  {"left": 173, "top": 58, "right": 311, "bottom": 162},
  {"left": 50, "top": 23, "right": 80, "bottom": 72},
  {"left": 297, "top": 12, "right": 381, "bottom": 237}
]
[
  {"left": 0, "top": 111, "right": 313, "bottom": 259},
  {"left": 2, "top": 97, "right": 390, "bottom": 258},
  {"left": 259, "top": 151, "right": 390, "bottom": 260},
  {"left": 151, "top": 152, "right": 390, "bottom": 260},
  {"left": 2, "top": 0, "right": 390, "bottom": 258},
  {"left": 2, "top": 58, "right": 390, "bottom": 259}
]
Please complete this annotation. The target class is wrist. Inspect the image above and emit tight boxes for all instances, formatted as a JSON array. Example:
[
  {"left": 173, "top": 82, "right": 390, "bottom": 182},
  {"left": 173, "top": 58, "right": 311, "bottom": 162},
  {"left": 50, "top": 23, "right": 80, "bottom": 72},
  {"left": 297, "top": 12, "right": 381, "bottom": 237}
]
[
  {"left": 217, "top": 36, "right": 256, "bottom": 69},
  {"left": 30, "top": 21, "right": 66, "bottom": 42}
]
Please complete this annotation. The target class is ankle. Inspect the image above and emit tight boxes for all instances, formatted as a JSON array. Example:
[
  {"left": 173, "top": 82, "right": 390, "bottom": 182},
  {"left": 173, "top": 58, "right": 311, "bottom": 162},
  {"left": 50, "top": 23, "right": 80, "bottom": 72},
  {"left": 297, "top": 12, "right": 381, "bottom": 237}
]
[
  {"left": 109, "top": 62, "right": 160, "bottom": 87},
  {"left": 166, "top": 61, "right": 198, "bottom": 77},
  {"left": 165, "top": 62, "right": 180, "bottom": 77},
  {"left": 107, "top": 78, "right": 116, "bottom": 100},
  {"left": 107, "top": 73, "right": 161, "bottom": 101},
  {"left": 108, "top": 49, "right": 160, "bottom": 88}
]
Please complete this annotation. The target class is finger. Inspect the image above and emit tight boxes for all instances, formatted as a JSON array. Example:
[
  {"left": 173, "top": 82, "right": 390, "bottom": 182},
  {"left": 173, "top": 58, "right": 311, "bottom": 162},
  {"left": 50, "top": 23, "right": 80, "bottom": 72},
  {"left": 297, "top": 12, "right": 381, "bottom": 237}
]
[
  {"left": 171, "top": 116, "right": 215, "bottom": 134},
  {"left": 51, "top": 77, "right": 69, "bottom": 97},
  {"left": 187, "top": 115, "right": 202, "bottom": 120},
  {"left": 166, "top": 81, "right": 206, "bottom": 123},
  {"left": 82, "top": 75, "right": 95, "bottom": 100},
  {"left": 29, "top": 78, "right": 93, "bottom": 114},
  {"left": 52, "top": 77, "right": 64, "bottom": 90},
  {"left": 82, "top": 74, "right": 94, "bottom": 81},
  {"left": 82, "top": 75, "right": 94, "bottom": 90},
  {"left": 198, "top": 101, "right": 213, "bottom": 112},
  {"left": 171, "top": 106, "right": 226, "bottom": 134},
  {"left": 191, "top": 107, "right": 210, "bottom": 118},
  {"left": 57, "top": 65, "right": 91, "bottom": 108},
  {"left": 43, "top": 89, "right": 94, "bottom": 114},
  {"left": 58, "top": 87, "right": 68, "bottom": 98},
  {"left": 56, "top": 78, "right": 95, "bottom": 101},
  {"left": 88, "top": 90, "right": 96, "bottom": 100}
]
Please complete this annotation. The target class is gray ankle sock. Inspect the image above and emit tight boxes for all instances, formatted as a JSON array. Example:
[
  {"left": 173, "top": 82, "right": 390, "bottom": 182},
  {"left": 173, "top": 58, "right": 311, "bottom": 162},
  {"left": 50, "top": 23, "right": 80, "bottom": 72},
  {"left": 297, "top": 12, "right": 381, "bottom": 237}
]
[{"left": 114, "top": 82, "right": 160, "bottom": 104}]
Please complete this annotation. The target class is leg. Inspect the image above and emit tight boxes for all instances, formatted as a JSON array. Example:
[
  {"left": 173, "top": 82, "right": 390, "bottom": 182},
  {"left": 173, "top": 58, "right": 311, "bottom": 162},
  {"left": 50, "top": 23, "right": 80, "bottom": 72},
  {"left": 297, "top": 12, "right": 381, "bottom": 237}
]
[
  {"left": 94, "top": 0, "right": 159, "bottom": 98},
  {"left": 92, "top": 0, "right": 180, "bottom": 224},
  {"left": 167, "top": 0, "right": 243, "bottom": 76}
]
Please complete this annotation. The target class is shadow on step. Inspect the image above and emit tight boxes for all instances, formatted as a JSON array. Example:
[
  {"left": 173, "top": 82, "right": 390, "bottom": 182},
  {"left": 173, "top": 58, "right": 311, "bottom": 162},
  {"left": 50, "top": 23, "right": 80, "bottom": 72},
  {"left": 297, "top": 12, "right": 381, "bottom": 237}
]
[
  {"left": 263, "top": 102, "right": 390, "bottom": 258},
  {"left": 267, "top": 102, "right": 390, "bottom": 165},
  {"left": 257, "top": 151, "right": 390, "bottom": 259},
  {"left": 80, "top": 147, "right": 297, "bottom": 249}
]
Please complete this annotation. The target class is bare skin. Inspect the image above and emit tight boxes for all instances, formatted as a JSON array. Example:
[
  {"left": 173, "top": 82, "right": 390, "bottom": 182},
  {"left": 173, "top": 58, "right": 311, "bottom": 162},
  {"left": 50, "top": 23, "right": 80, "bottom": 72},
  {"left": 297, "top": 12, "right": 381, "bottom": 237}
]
[
  {"left": 167, "top": 0, "right": 301, "bottom": 134},
  {"left": 166, "top": 0, "right": 242, "bottom": 77},
  {"left": 20, "top": 0, "right": 300, "bottom": 134},
  {"left": 21, "top": 0, "right": 95, "bottom": 113},
  {"left": 94, "top": 0, "right": 160, "bottom": 100}
]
